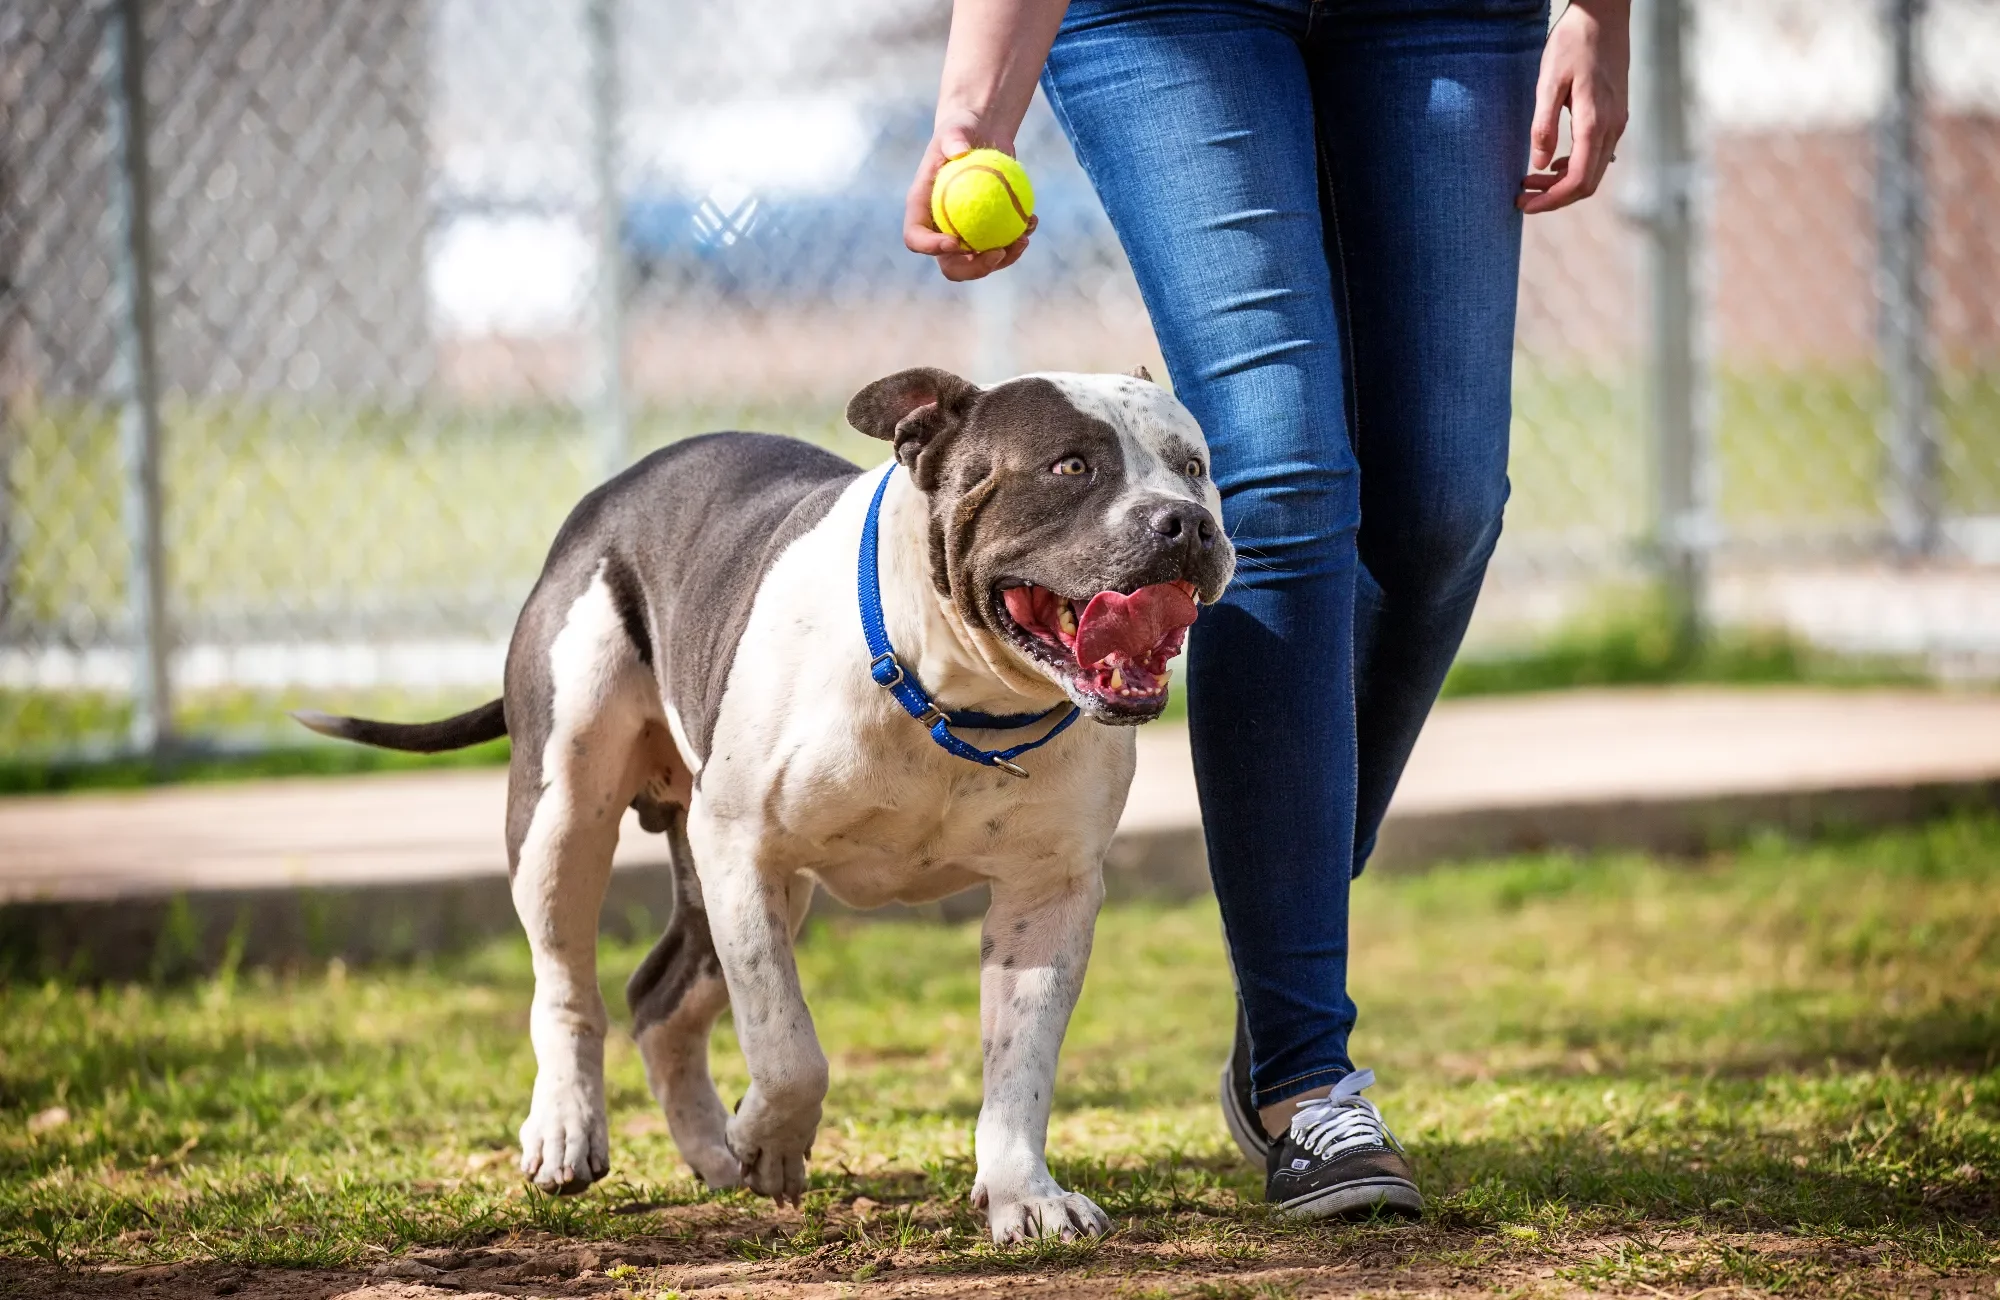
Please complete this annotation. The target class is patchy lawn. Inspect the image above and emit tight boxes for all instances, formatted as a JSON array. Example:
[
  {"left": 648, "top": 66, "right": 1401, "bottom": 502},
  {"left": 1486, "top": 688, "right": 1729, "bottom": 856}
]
[{"left": 2, "top": 816, "right": 1997, "bottom": 1298}]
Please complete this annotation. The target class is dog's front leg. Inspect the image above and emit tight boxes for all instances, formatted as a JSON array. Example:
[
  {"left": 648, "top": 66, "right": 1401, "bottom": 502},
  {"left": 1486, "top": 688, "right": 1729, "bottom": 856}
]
[
  {"left": 695, "top": 822, "right": 826, "bottom": 1205},
  {"left": 973, "top": 873, "right": 1112, "bottom": 1243}
]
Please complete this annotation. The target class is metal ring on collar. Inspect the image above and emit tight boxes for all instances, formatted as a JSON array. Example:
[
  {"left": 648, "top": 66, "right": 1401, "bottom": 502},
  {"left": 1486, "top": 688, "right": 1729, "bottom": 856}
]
[{"left": 869, "top": 651, "right": 904, "bottom": 689}]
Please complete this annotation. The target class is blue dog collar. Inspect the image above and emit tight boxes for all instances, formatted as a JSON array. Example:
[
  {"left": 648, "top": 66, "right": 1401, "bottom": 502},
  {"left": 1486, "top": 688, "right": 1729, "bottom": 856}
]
[{"left": 857, "top": 467, "right": 1080, "bottom": 778}]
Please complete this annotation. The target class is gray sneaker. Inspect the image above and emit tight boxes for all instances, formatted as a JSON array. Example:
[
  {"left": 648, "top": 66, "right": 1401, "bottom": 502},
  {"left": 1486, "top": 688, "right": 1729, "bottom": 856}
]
[{"left": 1264, "top": 1069, "right": 1423, "bottom": 1220}]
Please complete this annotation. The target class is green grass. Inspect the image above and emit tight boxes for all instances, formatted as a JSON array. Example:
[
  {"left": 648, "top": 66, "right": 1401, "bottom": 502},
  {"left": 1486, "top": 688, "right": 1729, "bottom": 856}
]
[
  {"left": 3, "top": 816, "right": 1997, "bottom": 1294},
  {"left": 4, "top": 396, "right": 885, "bottom": 641},
  {"left": 1506, "top": 361, "right": 2000, "bottom": 541}
]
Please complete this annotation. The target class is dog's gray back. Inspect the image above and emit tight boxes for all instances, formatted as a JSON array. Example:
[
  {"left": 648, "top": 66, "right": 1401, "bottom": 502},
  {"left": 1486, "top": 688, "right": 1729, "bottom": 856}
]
[{"left": 508, "top": 432, "right": 859, "bottom": 767}]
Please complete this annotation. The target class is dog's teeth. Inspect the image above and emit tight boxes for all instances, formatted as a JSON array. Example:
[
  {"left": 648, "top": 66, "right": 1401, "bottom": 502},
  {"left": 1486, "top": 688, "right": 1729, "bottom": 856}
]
[
  {"left": 1057, "top": 602, "right": 1077, "bottom": 638},
  {"left": 1108, "top": 666, "right": 1124, "bottom": 691}
]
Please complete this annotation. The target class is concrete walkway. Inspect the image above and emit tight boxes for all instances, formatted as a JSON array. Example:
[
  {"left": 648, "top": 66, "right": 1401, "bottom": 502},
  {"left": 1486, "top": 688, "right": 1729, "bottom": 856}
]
[{"left": 6, "top": 687, "right": 1999, "bottom": 905}]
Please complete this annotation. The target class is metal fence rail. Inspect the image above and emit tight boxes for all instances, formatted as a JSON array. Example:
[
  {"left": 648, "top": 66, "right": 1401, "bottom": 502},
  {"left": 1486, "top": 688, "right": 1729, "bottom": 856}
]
[{"left": 2, "top": 0, "right": 1997, "bottom": 759}]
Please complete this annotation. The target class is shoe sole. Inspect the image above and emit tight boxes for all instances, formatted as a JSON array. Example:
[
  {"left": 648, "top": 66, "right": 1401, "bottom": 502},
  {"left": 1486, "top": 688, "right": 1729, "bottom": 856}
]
[
  {"left": 1277, "top": 1176, "right": 1424, "bottom": 1221},
  {"left": 1218, "top": 1061, "right": 1271, "bottom": 1166}
]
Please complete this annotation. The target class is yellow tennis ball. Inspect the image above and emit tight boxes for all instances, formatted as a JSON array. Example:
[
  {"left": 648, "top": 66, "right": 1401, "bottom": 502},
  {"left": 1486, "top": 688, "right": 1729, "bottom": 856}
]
[{"left": 931, "top": 148, "right": 1035, "bottom": 254}]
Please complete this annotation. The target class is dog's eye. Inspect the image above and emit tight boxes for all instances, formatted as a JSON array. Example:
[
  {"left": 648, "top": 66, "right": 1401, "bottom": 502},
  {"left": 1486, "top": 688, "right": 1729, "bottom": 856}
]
[
  {"left": 1183, "top": 457, "right": 1205, "bottom": 478},
  {"left": 1052, "top": 456, "right": 1088, "bottom": 477}
]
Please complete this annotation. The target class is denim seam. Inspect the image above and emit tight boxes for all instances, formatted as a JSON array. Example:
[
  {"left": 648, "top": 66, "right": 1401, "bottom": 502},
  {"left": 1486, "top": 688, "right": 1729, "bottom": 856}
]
[
  {"left": 1253, "top": 1064, "right": 1352, "bottom": 1110},
  {"left": 1315, "top": 32, "right": 1367, "bottom": 1047}
]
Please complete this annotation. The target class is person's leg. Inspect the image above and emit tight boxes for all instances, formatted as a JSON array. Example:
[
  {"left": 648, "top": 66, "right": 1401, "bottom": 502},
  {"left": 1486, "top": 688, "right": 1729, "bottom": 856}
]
[
  {"left": 1306, "top": 2, "right": 1546, "bottom": 872},
  {"left": 1045, "top": 0, "right": 1364, "bottom": 1112}
]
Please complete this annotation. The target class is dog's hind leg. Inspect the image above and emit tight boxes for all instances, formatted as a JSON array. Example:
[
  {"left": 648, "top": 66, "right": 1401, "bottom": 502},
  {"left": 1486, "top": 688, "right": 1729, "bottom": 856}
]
[
  {"left": 506, "top": 565, "right": 657, "bottom": 1195},
  {"left": 628, "top": 814, "right": 815, "bottom": 1190},
  {"left": 681, "top": 813, "right": 829, "bottom": 1206},
  {"left": 627, "top": 805, "right": 742, "bottom": 1189}
]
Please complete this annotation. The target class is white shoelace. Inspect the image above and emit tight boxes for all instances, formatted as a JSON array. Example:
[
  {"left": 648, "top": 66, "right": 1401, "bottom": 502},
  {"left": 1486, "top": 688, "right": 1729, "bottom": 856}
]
[{"left": 1287, "top": 1068, "right": 1403, "bottom": 1161}]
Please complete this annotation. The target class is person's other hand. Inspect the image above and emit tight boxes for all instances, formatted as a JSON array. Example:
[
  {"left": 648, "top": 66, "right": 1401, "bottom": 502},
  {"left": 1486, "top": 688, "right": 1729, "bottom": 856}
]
[
  {"left": 904, "top": 112, "right": 1037, "bottom": 281},
  {"left": 1520, "top": 0, "right": 1630, "bottom": 214}
]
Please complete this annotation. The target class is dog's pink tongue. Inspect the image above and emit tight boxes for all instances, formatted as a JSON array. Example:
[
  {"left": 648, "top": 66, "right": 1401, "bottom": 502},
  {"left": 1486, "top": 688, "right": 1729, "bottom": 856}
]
[
  {"left": 1075, "top": 584, "right": 1199, "bottom": 668},
  {"left": 1003, "top": 584, "right": 1052, "bottom": 632}
]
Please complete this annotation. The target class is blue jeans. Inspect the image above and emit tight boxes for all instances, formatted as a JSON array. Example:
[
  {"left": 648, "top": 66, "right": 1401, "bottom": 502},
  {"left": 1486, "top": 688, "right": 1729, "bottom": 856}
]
[{"left": 1044, "top": 0, "right": 1544, "bottom": 1107}]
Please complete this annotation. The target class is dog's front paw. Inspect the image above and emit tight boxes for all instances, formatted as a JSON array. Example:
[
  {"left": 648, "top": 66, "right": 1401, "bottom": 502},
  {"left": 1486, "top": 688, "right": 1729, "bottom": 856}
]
[
  {"left": 519, "top": 1089, "right": 609, "bottom": 1195},
  {"left": 729, "top": 1136, "right": 807, "bottom": 1204},
  {"left": 728, "top": 1072, "right": 820, "bottom": 1208},
  {"left": 979, "top": 1183, "right": 1112, "bottom": 1243},
  {"left": 725, "top": 1099, "right": 817, "bottom": 1205}
]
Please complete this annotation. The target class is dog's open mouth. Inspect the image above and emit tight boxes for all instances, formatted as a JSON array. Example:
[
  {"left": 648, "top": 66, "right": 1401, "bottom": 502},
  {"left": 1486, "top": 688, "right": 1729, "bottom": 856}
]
[{"left": 995, "top": 579, "right": 1199, "bottom": 715}]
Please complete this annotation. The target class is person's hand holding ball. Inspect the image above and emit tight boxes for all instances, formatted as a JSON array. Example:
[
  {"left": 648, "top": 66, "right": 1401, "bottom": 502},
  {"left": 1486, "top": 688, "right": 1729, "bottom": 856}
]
[{"left": 904, "top": 117, "right": 1038, "bottom": 282}]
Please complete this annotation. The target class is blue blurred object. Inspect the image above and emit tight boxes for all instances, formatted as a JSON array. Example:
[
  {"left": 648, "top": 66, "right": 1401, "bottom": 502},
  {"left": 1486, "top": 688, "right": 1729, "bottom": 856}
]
[
  {"left": 621, "top": 179, "right": 1117, "bottom": 300},
  {"left": 618, "top": 102, "right": 1120, "bottom": 300}
]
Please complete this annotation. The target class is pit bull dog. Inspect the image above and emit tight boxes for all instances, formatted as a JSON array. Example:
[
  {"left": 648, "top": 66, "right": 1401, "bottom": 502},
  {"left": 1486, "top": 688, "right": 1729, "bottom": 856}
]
[{"left": 297, "top": 366, "right": 1234, "bottom": 1242}]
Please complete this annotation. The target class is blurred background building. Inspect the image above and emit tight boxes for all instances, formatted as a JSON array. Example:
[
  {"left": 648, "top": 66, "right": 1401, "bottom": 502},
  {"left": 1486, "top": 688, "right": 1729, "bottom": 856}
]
[{"left": 1, "top": 0, "right": 1996, "bottom": 759}]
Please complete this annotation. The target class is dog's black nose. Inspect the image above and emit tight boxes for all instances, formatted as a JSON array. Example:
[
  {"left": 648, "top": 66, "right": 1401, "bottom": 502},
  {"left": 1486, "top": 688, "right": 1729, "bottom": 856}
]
[{"left": 1146, "top": 502, "right": 1218, "bottom": 549}]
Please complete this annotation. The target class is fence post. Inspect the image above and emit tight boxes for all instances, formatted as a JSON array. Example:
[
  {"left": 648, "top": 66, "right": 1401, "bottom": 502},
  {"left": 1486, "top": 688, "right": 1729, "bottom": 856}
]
[
  {"left": 104, "top": 0, "right": 171, "bottom": 754},
  {"left": 972, "top": 274, "right": 1018, "bottom": 385},
  {"left": 1877, "top": 0, "right": 1937, "bottom": 558},
  {"left": 586, "top": 0, "right": 628, "bottom": 482},
  {"left": 1636, "top": 0, "right": 1707, "bottom": 653}
]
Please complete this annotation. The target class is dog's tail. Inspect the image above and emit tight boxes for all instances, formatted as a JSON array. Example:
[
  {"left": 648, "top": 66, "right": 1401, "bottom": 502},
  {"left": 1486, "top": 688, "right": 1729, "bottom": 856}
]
[{"left": 292, "top": 698, "right": 507, "bottom": 753}]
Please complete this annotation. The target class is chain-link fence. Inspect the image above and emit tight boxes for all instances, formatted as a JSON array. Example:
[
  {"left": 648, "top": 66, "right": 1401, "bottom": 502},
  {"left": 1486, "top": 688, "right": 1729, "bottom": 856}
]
[{"left": 3, "top": 0, "right": 1997, "bottom": 759}]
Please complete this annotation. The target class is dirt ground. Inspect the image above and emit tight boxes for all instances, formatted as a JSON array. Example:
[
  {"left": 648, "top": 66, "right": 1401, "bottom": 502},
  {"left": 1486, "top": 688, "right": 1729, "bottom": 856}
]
[{"left": 6, "top": 1208, "right": 1996, "bottom": 1300}]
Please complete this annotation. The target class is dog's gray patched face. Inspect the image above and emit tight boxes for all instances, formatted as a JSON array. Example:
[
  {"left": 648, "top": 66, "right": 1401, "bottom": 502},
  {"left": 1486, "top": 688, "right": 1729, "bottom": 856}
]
[{"left": 847, "top": 366, "right": 1235, "bottom": 724}]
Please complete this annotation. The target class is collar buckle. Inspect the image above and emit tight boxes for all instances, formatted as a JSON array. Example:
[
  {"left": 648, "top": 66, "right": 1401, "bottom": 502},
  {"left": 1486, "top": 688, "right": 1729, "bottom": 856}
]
[{"left": 868, "top": 651, "right": 905, "bottom": 689}]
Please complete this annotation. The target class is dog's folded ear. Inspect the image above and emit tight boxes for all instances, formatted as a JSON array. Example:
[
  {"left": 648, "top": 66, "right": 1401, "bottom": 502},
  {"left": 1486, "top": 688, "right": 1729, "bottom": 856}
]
[
  {"left": 847, "top": 368, "right": 980, "bottom": 479},
  {"left": 1127, "top": 365, "right": 1154, "bottom": 383}
]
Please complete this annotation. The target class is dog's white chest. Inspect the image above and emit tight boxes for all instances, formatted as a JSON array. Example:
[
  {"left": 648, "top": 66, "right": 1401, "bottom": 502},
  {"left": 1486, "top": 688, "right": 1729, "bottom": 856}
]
[
  {"left": 709, "top": 685, "right": 1131, "bottom": 907},
  {"left": 692, "top": 480, "right": 1136, "bottom": 908},
  {"left": 793, "top": 761, "right": 1102, "bottom": 907}
]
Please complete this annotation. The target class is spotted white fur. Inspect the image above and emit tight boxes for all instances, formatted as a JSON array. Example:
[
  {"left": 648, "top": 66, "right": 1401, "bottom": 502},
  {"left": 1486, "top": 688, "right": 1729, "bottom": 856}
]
[
  {"left": 503, "top": 374, "right": 1223, "bottom": 1241},
  {"left": 1030, "top": 372, "right": 1228, "bottom": 540}
]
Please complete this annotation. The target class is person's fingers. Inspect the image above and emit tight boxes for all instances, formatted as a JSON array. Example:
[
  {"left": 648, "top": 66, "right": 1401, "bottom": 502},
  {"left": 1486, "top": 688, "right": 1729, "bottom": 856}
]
[
  {"left": 1574, "top": 62, "right": 1628, "bottom": 197},
  {"left": 1569, "top": 93, "right": 1613, "bottom": 198},
  {"left": 938, "top": 255, "right": 999, "bottom": 283},
  {"left": 1523, "top": 157, "right": 1570, "bottom": 184},
  {"left": 906, "top": 120, "right": 1030, "bottom": 277},
  {"left": 1523, "top": 103, "right": 1600, "bottom": 213},
  {"left": 926, "top": 204, "right": 1036, "bottom": 277},
  {"left": 991, "top": 214, "right": 1038, "bottom": 268},
  {"left": 935, "top": 247, "right": 1009, "bottom": 282},
  {"left": 904, "top": 119, "right": 991, "bottom": 256},
  {"left": 1519, "top": 160, "right": 1568, "bottom": 194},
  {"left": 994, "top": 235, "right": 1033, "bottom": 272},
  {"left": 910, "top": 227, "right": 963, "bottom": 257},
  {"left": 1589, "top": 101, "right": 1629, "bottom": 195},
  {"left": 1528, "top": 66, "right": 1567, "bottom": 172},
  {"left": 1517, "top": 156, "right": 1568, "bottom": 208},
  {"left": 904, "top": 136, "right": 951, "bottom": 255}
]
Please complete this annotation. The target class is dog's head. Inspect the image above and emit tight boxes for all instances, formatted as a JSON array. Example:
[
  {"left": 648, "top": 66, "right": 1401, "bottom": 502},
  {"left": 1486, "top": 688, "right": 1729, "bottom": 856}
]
[{"left": 848, "top": 366, "right": 1234, "bottom": 725}]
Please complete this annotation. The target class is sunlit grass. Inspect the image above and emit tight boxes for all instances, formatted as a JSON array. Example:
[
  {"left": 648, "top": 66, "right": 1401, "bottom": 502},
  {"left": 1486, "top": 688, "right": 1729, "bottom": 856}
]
[{"left": 2, "top": 816, "right": 1996, "bottom": 1292}]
